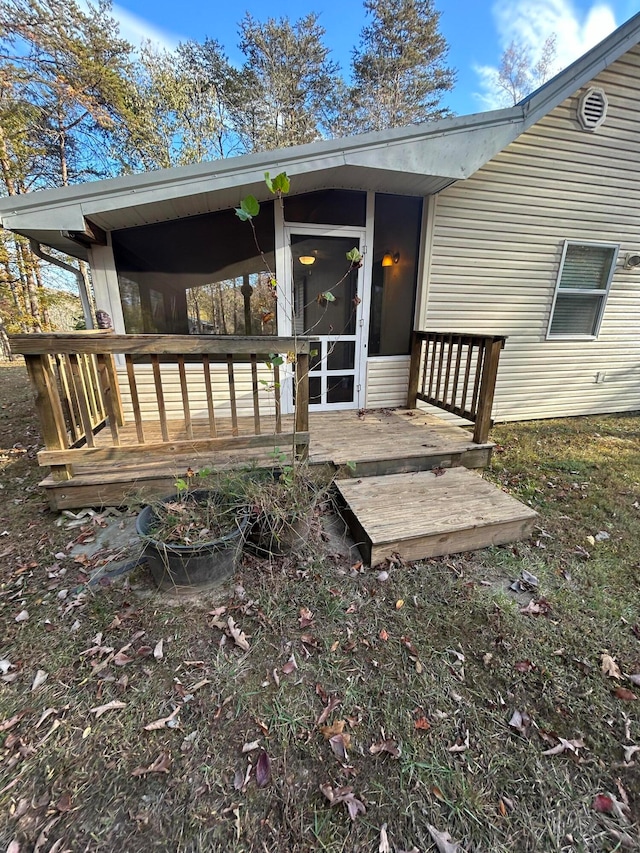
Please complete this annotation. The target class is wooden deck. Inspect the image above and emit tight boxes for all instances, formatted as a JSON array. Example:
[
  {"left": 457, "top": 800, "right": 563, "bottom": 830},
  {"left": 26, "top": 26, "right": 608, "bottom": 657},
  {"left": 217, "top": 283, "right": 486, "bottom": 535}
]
[
  {"left": 40, "top": 408, "right": 493, "bottom": 509},
  {"left": 336, "top": 468, "right": 538, "bottom": 565}
]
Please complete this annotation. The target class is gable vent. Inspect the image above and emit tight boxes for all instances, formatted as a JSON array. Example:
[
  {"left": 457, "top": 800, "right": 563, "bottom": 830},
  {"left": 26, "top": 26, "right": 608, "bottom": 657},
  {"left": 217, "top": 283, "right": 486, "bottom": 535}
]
[{"left": 578, "top": 87, "right": 608, "bottom": 131}]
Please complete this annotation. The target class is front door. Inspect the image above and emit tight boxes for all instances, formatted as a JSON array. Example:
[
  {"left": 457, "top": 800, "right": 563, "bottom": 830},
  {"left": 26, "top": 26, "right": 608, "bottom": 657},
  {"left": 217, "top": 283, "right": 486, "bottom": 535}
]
[{"left": 286, "top": 227, "right": 366, "bottom": 410}]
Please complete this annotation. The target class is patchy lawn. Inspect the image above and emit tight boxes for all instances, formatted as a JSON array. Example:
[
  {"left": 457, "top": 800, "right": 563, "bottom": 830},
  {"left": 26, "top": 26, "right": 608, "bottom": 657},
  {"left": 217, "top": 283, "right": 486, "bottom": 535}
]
[{"left": 0, "top": 362, "right": 639, "bottom": 853}]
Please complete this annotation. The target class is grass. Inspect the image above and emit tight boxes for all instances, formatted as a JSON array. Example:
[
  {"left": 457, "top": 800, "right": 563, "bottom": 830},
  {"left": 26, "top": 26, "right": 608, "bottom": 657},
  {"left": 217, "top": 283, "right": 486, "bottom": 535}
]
[{"left": 0, "top": 362, "right": 638, "bottom": 852}]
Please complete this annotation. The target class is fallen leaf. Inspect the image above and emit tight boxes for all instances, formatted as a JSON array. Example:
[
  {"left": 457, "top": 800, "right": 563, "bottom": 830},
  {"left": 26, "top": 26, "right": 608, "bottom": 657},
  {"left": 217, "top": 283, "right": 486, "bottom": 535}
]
[
  {"left": 256, "top": 750, "right": 271, "bottom": 787},
  {"left": 143, "top": 706, "right": 181, "bottom": 731},
  {"left": 0, "top": 659, "right": 13, "bottom": 674},
  {"left": 227, "top": 617, "right": 250, "bottom": 652},
  {"left": 113, "top": 651, "right": 134, "bottom": 666},
  {"left": 320, "top": 783, "right": 366, "bottom": 821},
  {"left": 0, "top": 711, "right": 27, "bottom": 733},
  {"left": 395, "top": 599, "right": 404, "bottom": 610},
  {"left": 623, "top": 744, "right": 640, "bottom": 762},
  {"left": 316, "top": 695, "right": 341, "bottom": 726},
  {"left": 427, "top": 823, "right": 461, "bottom": 853},
  {"left": 508, "top": 709, "right": 532, "bottom": 738},
  {"left": 593, "top": 793, "right": 614, "bottom": 813},
  {"left": 7, "top": 841, "right": 20, "bottom": 853},
  {"left": 601, "top": 654, "right": 622, "bottom": 679},
  {"left": 369, "top": 738, "right": 401, "bottom": 758},
  {"left": 242, "top": 740, "right": 260, "bottom": 753},
  {"left": 329, "top": 732, "right": 351, "bottom": 762},
  {"left": 321, "top": 719, "right": 346, "bottom": 739},
  {"left": 55, "top": 793, "right": 72, "bottom": 813},
  {"left": 131, "top": 751, "right": 171, "bottom": 776},
  {"left": 542, "top": 736, "right": 585, "bottom": 756},
  {"left": 520, "top": 598, "right": 551, "bottom": 616},
  {"left": 415, "top": 717, "right": 431, "bottom": 731},
  {"left": 153, "top": 639, "right": 164, "bottom": 660},
  {"left": 514, "top": 660, "right": 534, "bottom": 673},
  {"left": 614, "top": 687, "right": 637, "bottom": 701},
  {"left": 31, "top": 670, "right": 48, "bottom": 692},
  {"left": 379, "top": 823, "right": 391, "bottom": 853},
  {"left": 628, "top": 674, "right": 640, "bottom": 686},
  {"left": 299, "top": 607, "right": 314, "bottom": 628},
  {"left": 447, "top": 730, "right": 470, "bottom": 753},
  {"left": 282, "top": 654, "right": 297, "bottom": 675},
  {"left": 379, "top": 629, "right": 389, "bottom": 641},
  {"left": 15, "top": 610, "right": 29, "bottom": 623},
  {"left": 90, "top": 700, "right": 127, "bottom": 718}
]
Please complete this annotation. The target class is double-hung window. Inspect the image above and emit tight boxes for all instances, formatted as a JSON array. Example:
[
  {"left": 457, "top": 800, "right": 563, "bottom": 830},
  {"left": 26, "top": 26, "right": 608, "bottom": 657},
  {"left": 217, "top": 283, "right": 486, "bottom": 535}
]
[{"left": 547, "top": 241, "right": 618, "bottom": 339}]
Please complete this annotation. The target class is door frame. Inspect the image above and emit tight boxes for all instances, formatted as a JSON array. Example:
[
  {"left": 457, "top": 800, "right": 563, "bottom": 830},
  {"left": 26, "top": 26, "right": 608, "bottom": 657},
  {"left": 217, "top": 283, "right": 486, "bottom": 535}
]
[{"left": 281, "top": 221, "right": 370, "bottom": 412}]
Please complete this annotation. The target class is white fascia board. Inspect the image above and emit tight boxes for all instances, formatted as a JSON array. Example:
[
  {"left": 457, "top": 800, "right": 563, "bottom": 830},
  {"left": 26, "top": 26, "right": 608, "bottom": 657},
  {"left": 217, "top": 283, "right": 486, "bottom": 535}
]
[
  {"left": 0, "top": 107, "right": 523, "bottom": 232},
  {"left": 520, "top": 11, "right": 640, "bottom": 128}
]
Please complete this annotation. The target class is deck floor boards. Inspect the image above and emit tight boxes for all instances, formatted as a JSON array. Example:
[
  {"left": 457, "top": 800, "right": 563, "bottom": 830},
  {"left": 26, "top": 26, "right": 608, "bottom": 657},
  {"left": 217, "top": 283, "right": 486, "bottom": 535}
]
[{"left": 40, "top": 408, "right": 494, "bottom": 509}]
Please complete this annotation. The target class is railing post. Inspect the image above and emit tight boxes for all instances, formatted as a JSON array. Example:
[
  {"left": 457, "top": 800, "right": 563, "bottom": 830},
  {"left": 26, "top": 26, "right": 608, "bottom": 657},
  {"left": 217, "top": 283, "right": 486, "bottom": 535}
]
[
  {"left": 295, "top": 352, "right": 310, "bottom": 460},
  {"left": 24, "top": 354, "right": 73, "bottom": 481},
  {"left": 407, "top": 332, "right": 422, "bottom": 409},
  {"left": 473, "top": 338, "right": 504, "bottom": 444}
]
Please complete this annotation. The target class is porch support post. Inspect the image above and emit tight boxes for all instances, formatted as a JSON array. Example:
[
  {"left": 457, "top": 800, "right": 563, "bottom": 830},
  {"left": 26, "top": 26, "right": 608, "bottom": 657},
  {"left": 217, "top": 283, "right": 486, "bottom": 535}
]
[
  {"left": 294, "top": 352, "right": 309, "bottom": 460},
  {"left": 407, "top": 332, "right": 422, "bottom": 409},
  {"left": 473, "top": 338, "right": 503, "bottom": 444},
  {"left": 24, "top": 353, "right": 73, "bottom": 481}
]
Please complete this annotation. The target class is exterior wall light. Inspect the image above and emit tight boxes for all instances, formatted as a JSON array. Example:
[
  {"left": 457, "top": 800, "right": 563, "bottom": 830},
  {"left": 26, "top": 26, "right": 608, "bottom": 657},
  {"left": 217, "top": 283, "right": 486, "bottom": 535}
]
[
  {"left": 382, "top": 252, "right": 400, "bottom": 267},
  {"left": 299, "top": 255, "right": 316, "bottom": 265}
]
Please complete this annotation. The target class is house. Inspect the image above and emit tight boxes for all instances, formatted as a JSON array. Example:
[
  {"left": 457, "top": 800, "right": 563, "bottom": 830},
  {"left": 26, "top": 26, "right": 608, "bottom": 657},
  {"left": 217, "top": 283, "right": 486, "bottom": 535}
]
[
  {"left": 3, "top": 14, "right": 640, "bottom": 425},
  {"left": 2, "top": 13, "right": 640, "bottom": 539}
]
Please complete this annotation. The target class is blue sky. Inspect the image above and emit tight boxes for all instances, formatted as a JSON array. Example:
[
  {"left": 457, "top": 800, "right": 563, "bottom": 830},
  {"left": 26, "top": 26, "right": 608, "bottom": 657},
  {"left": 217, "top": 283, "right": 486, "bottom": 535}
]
[{"left": 112, "top": 0, "right": 639, "bottom": 114}]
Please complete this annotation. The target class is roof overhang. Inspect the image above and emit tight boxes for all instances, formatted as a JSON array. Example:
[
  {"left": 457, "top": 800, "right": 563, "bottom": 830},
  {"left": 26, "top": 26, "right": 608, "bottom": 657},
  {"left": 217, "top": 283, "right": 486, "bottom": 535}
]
[{"left": 0, "top": 107, "right": 523, "bottom": 255}]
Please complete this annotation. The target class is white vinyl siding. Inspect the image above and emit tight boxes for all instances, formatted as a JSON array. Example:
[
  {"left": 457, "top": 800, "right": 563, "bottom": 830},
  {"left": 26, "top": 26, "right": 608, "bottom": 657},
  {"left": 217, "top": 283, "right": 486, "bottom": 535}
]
[
  {"left": 547, "top": 241, "right": 618, "bottom": 338},
  {"left": 424, "top": 43, "right": 640, "bottom": 422},
  {"left": 116, "top": 363, "right": 280, "bottom": 421}
]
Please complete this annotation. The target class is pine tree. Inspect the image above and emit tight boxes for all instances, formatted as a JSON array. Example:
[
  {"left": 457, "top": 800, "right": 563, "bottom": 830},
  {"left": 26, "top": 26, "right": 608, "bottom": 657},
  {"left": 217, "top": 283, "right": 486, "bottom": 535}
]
[
  {"left": 348, "top": 0, "right": 455, "bottom": 133},
  {"left": 237, "top": 13, "right": 342, "bottom": 151}
]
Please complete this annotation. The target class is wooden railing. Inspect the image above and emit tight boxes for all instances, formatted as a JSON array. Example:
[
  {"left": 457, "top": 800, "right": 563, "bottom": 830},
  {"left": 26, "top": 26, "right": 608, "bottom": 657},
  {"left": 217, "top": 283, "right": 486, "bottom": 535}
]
[
  {"left": 407, "top": 331, "right": 506, "bottom": 444},
  {"left": 10, "top": 332, "right": 312, "bottom": 482}
]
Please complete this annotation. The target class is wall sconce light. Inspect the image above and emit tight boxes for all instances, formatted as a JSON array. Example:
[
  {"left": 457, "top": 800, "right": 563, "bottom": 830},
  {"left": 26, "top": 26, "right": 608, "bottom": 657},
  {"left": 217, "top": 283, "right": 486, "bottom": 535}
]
[
  {"left": 381, "top": 252, "right": 400, "bottom": 267},
  {"left": 299, "top": 255, "right": 316, "bottom": 266}
]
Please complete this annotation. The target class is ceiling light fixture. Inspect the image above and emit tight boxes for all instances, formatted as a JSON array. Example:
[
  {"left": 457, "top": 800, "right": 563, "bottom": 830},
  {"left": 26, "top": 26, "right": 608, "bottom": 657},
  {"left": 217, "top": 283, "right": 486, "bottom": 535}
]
[{"left": 299, "top": 255, "right": 316, "bottom": 265}]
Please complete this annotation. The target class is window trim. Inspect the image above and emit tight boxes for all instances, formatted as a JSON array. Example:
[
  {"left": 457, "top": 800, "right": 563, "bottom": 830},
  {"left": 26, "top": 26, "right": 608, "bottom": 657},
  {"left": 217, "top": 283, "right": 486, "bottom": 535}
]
[{"left": 546, "top": 239, "right": 618, "bottom": 340}]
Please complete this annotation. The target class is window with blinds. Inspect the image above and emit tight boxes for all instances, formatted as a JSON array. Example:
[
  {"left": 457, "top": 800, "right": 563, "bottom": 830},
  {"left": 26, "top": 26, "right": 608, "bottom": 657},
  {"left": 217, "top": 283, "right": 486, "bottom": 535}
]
[{"left": 547, "top": 241, "right": 618, "bottom": 338}]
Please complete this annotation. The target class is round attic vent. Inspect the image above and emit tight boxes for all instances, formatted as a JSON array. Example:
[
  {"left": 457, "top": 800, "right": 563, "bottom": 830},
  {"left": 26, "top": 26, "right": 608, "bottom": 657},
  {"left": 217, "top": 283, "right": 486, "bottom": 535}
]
[{"left": 578, "top": 87, "right": 608, "bottom": 130}]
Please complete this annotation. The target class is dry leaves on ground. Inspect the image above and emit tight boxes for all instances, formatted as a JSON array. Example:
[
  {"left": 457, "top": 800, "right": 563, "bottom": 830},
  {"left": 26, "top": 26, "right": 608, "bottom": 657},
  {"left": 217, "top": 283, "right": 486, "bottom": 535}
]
[
  {"left": 542, "top": 736, "right": 586, "bottom": 756},
  {"left": 602, "top": 653, "right": 622, "bottom": 679},
  {"left": 427, "top": 823, "right": 463, "bottom": 853},
  {"left": 319, "top": 783, "right": 366, "bottom": 821},
  {"left": 227, "top": 617, "right": 250, "bottom": 652},
  {"left": 131, "top": 752, "right": 171, "bottom": 776},
  {"left": 90, "top": 700, "right": 126, "bottom": 718}
]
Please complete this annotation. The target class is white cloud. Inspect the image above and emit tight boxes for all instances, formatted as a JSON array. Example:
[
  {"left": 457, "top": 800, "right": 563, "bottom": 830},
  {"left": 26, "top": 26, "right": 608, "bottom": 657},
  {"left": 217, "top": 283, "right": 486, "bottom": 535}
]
[
  {"left": 474, "top": 0, "right": 618, "bottom": 109},
  {"left": 112, "top": 4, "right": 183, "bottom": 51}
]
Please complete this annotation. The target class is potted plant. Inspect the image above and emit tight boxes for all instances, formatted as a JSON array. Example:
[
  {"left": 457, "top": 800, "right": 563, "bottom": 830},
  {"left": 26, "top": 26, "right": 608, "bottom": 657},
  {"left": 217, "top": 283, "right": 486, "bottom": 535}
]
[
  {"left": 241, "top": 461, "right": 332, "bottom": 557},
  {"left": 136, "top": 474, "right": 249, "bottom": 591}
]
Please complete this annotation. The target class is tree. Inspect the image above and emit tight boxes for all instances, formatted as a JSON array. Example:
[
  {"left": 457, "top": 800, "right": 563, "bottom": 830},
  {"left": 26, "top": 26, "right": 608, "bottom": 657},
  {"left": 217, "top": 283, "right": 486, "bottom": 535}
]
[
  {"left": 0, "top": 0, "right": 134, "bottom": 334},
  {"left": 237, "top": 13, "right": 342, "bottom": 151},
  {"left": 348, "top": 0, "right": 455, "bottom": 133},
  {"left": 497, "top": 34, "right": 557, "bottom": 105},
  {"left": 119, "top": 38, "right": 240, "bottom": 171}
]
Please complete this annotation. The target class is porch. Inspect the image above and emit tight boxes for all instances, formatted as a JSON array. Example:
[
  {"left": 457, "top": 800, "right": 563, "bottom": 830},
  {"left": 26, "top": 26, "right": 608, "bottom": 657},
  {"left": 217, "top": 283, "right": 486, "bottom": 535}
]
[{"left": 10, "top": 330, "right": 537, "bottom": 563}]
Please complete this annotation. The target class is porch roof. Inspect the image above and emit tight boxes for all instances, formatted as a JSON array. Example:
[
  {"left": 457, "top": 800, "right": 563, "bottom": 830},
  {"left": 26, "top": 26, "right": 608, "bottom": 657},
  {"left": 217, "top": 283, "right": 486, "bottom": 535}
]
[{"left": 1, "top": 8, "right": 639, "bottom": 260}]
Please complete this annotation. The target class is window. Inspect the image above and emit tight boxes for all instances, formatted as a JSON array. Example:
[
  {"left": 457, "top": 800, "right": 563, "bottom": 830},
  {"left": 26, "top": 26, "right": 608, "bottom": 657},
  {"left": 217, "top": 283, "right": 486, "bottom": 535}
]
[
  {"left": 547, "top": 241, "right": 618, "bottom": 339},
  {"left": 112, "top": 204, "right": 276, "bottom": 336}
]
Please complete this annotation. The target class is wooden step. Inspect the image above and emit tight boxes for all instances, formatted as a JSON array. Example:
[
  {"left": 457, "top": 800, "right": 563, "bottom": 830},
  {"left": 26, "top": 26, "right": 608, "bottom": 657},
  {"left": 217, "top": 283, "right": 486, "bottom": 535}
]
[{"left": 336, "top": 468, "right": 537, "bottom": 566}]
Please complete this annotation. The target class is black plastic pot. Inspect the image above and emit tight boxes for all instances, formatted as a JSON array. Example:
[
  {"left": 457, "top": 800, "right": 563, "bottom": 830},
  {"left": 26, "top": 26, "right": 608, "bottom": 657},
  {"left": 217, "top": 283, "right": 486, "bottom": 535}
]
[{"left": 136, "top": 489, "right": 249, "bottom": 592}]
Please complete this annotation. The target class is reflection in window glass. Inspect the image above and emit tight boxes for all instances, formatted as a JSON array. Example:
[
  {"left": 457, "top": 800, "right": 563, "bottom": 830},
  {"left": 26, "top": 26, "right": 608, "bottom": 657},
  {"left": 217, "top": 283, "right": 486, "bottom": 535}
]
[
  {"left": 112, "top": 204, "right": 276, "bottom": 335},
  {"left": 369, "top": 194, "right": 422, "bottom": 356}
]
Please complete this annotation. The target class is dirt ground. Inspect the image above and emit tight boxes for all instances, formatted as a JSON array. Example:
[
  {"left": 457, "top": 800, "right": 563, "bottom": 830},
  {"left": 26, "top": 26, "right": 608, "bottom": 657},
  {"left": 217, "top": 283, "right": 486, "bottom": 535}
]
[{"left": 0, "top": 362, "right": 639, "bottom": 853}]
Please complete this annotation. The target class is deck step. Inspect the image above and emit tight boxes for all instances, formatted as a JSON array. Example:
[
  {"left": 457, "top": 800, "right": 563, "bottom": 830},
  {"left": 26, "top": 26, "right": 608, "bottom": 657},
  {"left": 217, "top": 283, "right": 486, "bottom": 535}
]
[{"left": 336, "top": 468, "right": 537, "bottom": 566}]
